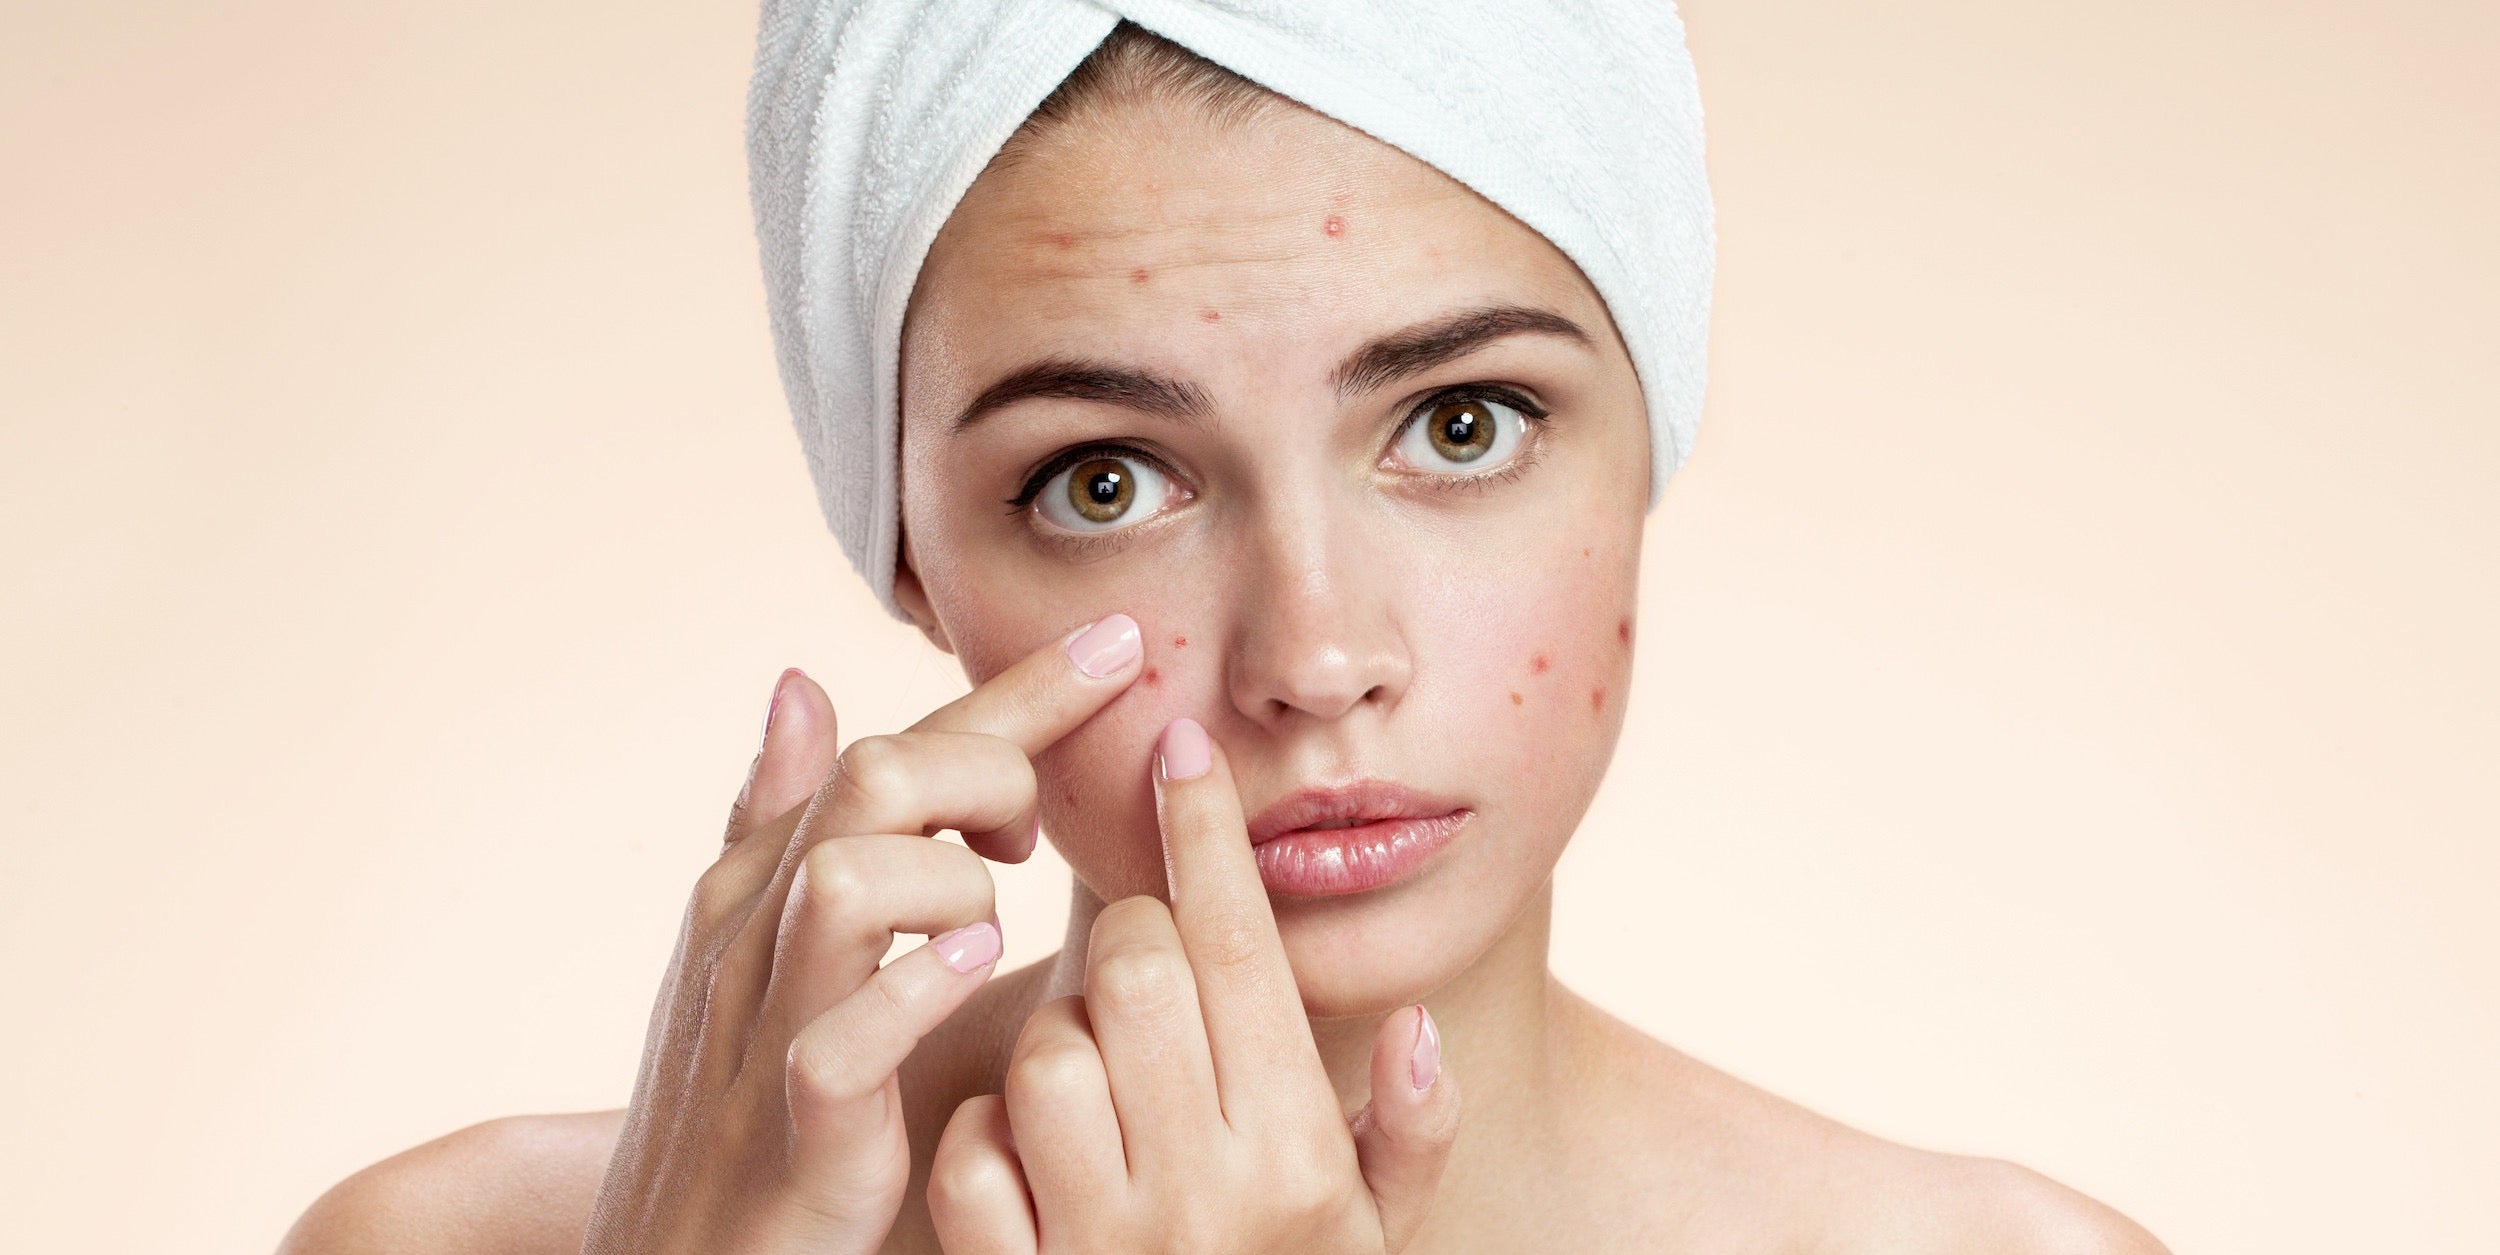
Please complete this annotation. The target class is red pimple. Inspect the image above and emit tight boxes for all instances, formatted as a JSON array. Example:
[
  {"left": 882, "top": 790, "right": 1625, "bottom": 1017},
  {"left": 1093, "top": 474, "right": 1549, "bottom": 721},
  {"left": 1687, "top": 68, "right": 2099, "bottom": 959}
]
[
  {"left": 1062, "top": 781, "right": 1080, "bottom": 806},
  {"left": 1590, "top": 685, "right": 1606, "bottom": 711},
  {"left": 1529, "top": 653, "right": 1551, "bottom": 675},
  {"left": 1198, "top": 308, "right": 1221, "bottom": 322},
  {"left": 1322, "top": 214, "right": 1346, "bottom": 236},
  {"left": 1173, "top": 634, "right": 1188, "bottom": 648},
  {"left": 1618, "top": 617, "right": 1632, "bottom": 646},
  {"left": 1142, "top": 666, "right": 1162, "bottom": 687},
  {"left": 1129, "top": 267, "right": 1151, "bottom": 284}
]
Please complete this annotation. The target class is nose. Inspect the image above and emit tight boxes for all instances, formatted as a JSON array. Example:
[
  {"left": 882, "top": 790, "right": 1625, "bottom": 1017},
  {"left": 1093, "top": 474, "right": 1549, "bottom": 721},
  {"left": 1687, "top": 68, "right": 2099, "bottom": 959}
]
[{"left": 1223, "top": 492, "right": 1413, "bottom": 728}]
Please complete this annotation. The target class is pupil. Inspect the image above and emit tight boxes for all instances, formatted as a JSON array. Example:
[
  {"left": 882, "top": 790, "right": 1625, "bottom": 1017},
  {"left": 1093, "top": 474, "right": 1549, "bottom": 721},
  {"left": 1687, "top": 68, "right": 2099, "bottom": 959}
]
[{"left": 1087, "top": 469, "right": 1123, "bottom": 502}]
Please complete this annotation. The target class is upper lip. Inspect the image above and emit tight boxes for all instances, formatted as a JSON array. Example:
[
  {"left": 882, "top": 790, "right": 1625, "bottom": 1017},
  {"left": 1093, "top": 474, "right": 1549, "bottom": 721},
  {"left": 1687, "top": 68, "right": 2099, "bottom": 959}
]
[{"left": 1246, "top": 779, "right": 1465, "bottom": 845}]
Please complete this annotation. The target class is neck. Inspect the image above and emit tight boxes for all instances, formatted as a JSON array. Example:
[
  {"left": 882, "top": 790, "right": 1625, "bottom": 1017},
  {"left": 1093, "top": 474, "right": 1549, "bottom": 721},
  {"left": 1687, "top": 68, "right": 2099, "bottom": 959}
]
[{"left": 1040, "top": 877, "right": 1563, "bottom": 1124}]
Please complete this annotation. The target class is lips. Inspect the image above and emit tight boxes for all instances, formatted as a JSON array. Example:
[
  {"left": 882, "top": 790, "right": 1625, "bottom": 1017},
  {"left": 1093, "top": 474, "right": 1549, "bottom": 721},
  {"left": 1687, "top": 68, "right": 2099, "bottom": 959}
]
[{"left": 1244, "top": 779, "right": 1472, "bottom": 897}]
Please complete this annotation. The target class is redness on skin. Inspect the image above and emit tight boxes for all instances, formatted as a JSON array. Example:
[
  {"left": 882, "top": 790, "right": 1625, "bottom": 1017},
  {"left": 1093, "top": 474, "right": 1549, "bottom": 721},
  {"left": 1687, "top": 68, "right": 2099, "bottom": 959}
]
[
  {"left": 1129, "top": 267, "right": 1151, "bottom": 284},
  {"left": 1049, "top": 231, "right": 1077, "bottom": 249},
  {"left": 1591, "top": 685, "right": 1606, "bottom": 712},
  {"left": 1199, "top": 308, "right": 1222, "bottom": 322},
  {"left": 1142, "top": 666, "right": 1162, "bottom": 687},
  {"left": 1618, "top": 617, "right": 1632, "bottom": 646},
  {"left": 1529, "top": 653, "right": 1551, "bottom": 675},
  {"left": 1323, "top": 214, "right": 1346, "bottom": 236},
  {"left": 1173, "top": 635, "right": 1188, "bottom": 648},
  {"left": 1062, "top": 781, "right": 1081, "bottom": 807}
]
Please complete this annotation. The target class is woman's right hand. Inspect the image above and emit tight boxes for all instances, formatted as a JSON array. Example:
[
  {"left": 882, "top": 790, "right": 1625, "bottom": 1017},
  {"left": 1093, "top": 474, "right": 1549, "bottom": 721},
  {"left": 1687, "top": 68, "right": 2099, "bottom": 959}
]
[{"left": 580, "top": 613, "right": 1147, "bottom": 1255}]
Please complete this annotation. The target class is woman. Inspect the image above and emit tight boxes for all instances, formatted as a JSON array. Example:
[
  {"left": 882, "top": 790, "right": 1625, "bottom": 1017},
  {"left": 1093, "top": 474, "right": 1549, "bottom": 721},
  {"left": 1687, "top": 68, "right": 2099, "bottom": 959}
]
[{"left": 286, "top": 8, "right": 2168, "bottom": 1252}]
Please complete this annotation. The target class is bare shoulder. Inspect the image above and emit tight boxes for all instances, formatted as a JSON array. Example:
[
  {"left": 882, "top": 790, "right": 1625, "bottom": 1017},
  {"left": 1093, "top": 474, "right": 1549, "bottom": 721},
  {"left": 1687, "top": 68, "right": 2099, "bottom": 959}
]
[
  {"left": 277, "top": 1110, "right": 624, "bottom": 1255},
  {"left": 1859, "top": 1153, "right": 2171, "bottom": 1255},
  {"left": 1547, "top": 986, "right": 2167, "bottom": 1253}
]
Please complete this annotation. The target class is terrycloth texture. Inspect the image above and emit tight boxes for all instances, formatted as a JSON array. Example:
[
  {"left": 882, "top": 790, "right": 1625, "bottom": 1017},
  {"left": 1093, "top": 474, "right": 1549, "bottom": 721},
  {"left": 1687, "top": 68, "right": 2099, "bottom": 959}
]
[{"left": 748, "top": 0, "right": 1714, "bottom": 622}]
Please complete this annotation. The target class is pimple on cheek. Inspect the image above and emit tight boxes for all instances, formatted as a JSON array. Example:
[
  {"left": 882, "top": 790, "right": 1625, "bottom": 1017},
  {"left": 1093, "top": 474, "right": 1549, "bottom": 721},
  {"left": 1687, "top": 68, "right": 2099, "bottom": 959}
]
[
  {"left": 1129, "top": 267, "right": 1150, "bottom": 284},
  {"left": 1529, "top": 653, "right": 1551, "bottom": 676},
  {"left": 1199, "top": 308, "right": 1221, "bottom": 322},
  {"left": 1618, "top": 617, "right": 1632, "bottom": 646},
  {"left": 1173, "top": 635, "right": 1188, "bottom": 648},
  {"left": 1590, "top": 685, "right": 1606, "bottom": 713},
  {"left": 1142, "top": 666, "right": 1162, "bottom": 687},
  {"left": 1322, "top": 214, "right": 1346, "bottom": 236}
]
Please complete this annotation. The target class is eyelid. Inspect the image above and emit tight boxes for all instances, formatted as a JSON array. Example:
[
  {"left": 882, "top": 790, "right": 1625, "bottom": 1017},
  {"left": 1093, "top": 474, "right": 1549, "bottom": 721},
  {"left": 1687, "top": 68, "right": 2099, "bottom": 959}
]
[{"left": 1385, "top": 383, "right": 1551, "bottom": 476}]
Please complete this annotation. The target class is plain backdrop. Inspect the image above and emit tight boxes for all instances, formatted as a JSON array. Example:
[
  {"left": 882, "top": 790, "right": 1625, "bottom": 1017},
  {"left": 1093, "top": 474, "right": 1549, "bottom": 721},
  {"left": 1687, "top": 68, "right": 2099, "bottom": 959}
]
[{"left": 3, "top": 2, "right": 2495, "bottom": 1251}]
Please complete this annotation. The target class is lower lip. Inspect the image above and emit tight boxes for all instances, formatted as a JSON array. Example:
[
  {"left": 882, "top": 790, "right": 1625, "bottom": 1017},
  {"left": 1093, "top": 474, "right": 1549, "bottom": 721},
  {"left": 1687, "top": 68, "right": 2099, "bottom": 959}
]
[{"left": 1253, "top": 810, "right": 1471, "bottom": 898}]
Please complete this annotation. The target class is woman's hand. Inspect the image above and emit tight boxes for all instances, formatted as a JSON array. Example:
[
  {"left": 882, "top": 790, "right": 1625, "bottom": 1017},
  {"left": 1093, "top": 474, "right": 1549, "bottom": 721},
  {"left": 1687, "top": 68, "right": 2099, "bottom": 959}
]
[
  {"left": 926, "top": 717, "right": 1462, "bottom": 1254},
  {"left": 581, "top": 615, "right": 1148, "bottom": 1255}
]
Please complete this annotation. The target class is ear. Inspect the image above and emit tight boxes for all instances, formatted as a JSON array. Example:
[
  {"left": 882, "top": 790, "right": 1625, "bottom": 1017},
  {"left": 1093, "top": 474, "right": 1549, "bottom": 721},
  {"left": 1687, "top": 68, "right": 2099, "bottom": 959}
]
[{"left": 890, "top": 526, "right": 956, "bottom": 656}]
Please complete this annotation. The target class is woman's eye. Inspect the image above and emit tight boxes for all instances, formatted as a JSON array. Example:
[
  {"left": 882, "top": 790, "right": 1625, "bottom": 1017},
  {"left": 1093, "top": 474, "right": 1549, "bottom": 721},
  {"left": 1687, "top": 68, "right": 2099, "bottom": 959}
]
[
  {"left": 1392, "top": 394, "right": 1533, "bottom": 474},
  {"left": 1032, "top": 453, "right": 1181, "bottom": 533}
]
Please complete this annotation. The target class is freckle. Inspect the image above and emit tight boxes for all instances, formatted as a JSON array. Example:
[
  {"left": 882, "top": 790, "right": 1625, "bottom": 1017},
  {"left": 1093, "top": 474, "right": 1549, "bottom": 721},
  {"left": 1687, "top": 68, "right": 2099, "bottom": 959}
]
[
  {"left": 1142, "top": 666, "right": 1162, "bottom": 687},
  {"left": 1198, "top": 308, "right": 1221, "bottom": 322},
  {"left": 1618, "top": 617, "right": 1632, "bottom": 646},
  {"left": 1509, "top": 691, "right": 1524, "bottom": 706},
  {"left": 1322, "top": 214, "right": 1346, "bottom": 237},
  {"left": 1582, "top": 547, "right": 1591, "bottom": 557},
  {"left": 1129, "top": 267, "right": 1150, "bottom": 284},
  {"left": 1529, "top": 653, "right": 1550, "bottom": 675},
  {"left": 1173, "top": 635, "right": 1188, "bottom": 648},
  {"left": 1591, "top": 685, "right": 1605, "bottom": 711}
]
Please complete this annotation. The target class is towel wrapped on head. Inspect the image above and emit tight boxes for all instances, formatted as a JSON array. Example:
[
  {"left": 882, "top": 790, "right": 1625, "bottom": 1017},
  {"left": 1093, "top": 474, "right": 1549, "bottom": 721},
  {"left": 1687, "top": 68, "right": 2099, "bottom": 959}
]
[{"left": 746, "top": 0, "right": 1714, "bottom": 621}]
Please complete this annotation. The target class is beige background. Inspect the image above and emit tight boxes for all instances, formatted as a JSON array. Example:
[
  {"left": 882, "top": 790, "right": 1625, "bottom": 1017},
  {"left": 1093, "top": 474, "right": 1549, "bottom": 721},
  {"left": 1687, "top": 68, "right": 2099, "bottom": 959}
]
[{"left": 3, "top": 1, "right": 2494, "bottom": 1251}]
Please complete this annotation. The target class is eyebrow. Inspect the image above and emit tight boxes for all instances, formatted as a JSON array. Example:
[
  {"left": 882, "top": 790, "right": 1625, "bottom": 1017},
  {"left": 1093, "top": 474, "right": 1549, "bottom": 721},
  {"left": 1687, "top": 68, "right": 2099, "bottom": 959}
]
[{"left": 946, "top": 303, "right": 1592, "bottom": 436}]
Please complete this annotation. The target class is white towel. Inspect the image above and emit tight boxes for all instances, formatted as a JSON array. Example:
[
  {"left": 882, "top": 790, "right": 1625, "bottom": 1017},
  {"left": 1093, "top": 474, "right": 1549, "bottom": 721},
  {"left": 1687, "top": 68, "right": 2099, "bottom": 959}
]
[{"left": 748, "top": 0, "right": 1713, "bottom": 622}]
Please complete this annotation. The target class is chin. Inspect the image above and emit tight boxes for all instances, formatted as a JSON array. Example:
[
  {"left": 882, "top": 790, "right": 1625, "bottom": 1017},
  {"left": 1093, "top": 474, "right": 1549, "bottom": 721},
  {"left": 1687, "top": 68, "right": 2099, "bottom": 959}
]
[{"left": 1267, "top": 837, "right": 1535, "bottom": 1019}]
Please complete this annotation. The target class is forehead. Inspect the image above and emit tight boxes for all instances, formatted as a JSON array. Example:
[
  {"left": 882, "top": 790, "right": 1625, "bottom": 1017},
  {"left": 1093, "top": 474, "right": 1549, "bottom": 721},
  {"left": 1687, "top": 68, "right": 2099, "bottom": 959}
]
[{"left": 902, "top": 95, "right": 1606, "bottom": 412}]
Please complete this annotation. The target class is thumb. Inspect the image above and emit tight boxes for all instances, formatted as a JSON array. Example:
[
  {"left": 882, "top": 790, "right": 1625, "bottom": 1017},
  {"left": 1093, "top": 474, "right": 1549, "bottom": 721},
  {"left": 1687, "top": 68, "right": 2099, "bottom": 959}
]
[{"left": 1350, "top": 1004, "right": 1459, "bottom": 1251}]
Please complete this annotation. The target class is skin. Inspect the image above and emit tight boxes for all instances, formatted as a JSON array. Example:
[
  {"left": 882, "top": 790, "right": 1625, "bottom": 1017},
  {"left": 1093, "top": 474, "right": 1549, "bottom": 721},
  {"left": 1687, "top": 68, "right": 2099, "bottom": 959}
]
[{"left": 279, "top": 88, "right": 2172, "bottom": 1254}]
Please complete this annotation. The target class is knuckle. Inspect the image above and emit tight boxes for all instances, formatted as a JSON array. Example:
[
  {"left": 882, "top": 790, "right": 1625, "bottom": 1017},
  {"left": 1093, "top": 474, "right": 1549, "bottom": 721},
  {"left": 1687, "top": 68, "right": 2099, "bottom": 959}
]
[
  {"left": 784, "top": 1029, "right": 874, "bottom": 1109},
  {"left": 686, "top": 858, "right": 753, "bottom": 935},
  {"left": 1195, "top": 909, "right": 1271, "bottom": 973},
  {"left": 791, "top": 843, "right": 880, "bottom": 947},
  {"left": 831, "top": 734, "right": 917, "bottom": 813},
  {"left": 1006, "top": 1040, "right": 1097, "bottom": 1102},
  {"left": 1087, "top": 945, "right": 1188, "bottom": 1021},
  {"left": 927, "top": 1148, "right": 1014, "bottom": 1211}
]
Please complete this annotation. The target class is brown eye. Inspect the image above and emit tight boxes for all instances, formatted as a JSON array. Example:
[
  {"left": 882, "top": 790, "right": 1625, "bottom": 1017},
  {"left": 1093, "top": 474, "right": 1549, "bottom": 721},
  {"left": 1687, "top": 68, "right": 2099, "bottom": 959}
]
[
  {"left": 1395, "top": 393, "right": 1532, "bottom": 474},
  {"left": 1033, "top": 453, "right": 1182, "bottom": 535},
  {"left": 1066, "top": 456, "right": 1133, "bottom": 523},
  {"left": 1425, "top": 400, "right": 1496, "bottom": 462}
]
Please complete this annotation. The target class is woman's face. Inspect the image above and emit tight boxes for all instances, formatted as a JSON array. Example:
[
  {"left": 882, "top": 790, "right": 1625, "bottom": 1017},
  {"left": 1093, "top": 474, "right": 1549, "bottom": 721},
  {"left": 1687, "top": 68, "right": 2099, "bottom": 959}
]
[{"left": 895, "top": 90, "right": 1649, "bottom": 1017}]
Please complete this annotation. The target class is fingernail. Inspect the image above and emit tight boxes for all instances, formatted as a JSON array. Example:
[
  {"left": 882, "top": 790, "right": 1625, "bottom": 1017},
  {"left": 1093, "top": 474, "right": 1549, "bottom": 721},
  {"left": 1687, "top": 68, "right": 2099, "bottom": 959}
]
[
  {"left": 934, "top": 921, "right": 1002, "bottom": 974},
  {"left": 1156, "top": 717, "right": 1211, "bottom": 782},
  {"left": 761, "top": 667, "right": 803, "bottom": 749},
  {"left": 1067, "top": 613, "right": 1142, "bottom": 678},
  {"left": 1409, "top": 1005, "right": 1441, "bottom": 1091},
  {"left": 1029, "top": 812, "right": 1043, "bottom": 848}
]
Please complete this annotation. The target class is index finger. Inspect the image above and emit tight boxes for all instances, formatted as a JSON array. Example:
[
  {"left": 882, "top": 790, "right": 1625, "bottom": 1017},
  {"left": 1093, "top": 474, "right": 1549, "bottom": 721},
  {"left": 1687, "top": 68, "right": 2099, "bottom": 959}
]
[
  {"left": 1150, "top": 717, "right": 1326, "bottom": 1118},
  {"left": 909, "top": 611, "right": 1144, "bottom": 755}
]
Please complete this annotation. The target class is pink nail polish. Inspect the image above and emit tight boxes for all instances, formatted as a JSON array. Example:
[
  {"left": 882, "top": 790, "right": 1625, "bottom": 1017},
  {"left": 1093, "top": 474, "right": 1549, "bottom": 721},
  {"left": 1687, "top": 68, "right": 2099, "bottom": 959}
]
[
  {"left": 934, "top": 922, "right": 1002, "bottom": 974},
  {"left": 1409, "top": 1005, "right": 1441, "bottom": 1091},
  {"left": 1066, "top": 613, "right": 1142, "bottom": 678},
  {"left": 1156, "top": 717, "right": 1211, "bottom": 782},
  {"left": 761, "top": 667, "right": 802, "bottom": 748}
]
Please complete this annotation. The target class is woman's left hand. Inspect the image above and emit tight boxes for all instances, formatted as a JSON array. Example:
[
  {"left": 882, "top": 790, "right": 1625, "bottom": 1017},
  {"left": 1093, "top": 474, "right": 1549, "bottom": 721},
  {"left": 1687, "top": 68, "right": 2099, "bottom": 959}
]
[{"left": 925, "top": 716, "right": 1461, "bottom": 1254}]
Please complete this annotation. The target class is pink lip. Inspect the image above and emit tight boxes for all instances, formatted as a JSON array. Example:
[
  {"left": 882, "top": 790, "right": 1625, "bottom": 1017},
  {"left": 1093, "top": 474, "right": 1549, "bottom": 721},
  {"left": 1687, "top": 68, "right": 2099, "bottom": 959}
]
[{"left": 1246, "top": 781, "right": 1471, "bottom": 898}]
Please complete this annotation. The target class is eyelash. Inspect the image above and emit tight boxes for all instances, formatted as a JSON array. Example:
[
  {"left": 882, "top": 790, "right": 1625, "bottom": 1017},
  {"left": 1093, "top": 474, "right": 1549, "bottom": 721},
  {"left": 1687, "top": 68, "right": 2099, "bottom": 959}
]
[{"left": 1000, "top": 384, "right": 1554, "bottom": 520}]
